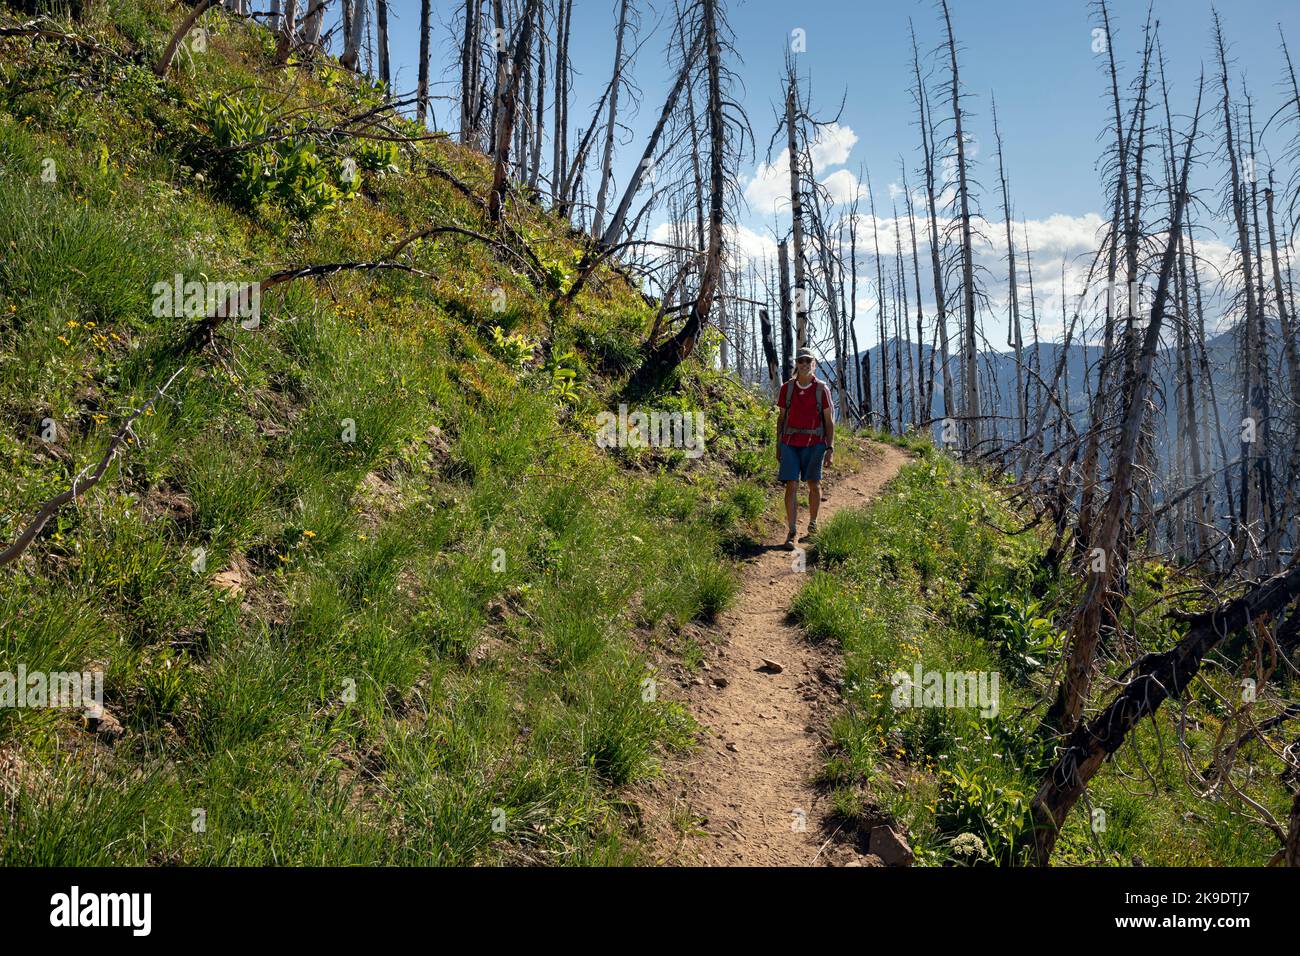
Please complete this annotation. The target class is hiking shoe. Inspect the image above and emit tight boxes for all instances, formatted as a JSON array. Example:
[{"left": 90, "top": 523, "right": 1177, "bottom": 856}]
[
  {"left": 784, "top": 528, "right": 797, "bottom": 550},
  {"left": 807, "top": 520, "right": 818, "bottom": 535}
]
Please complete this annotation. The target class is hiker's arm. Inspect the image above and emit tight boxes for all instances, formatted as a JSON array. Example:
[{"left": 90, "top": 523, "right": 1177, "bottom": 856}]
[
  {"left": 775, "top": 406, "right": 786, "bottom": 461},
  {"left": 823, "top": 405, "right": 835, "bottom": 462}
]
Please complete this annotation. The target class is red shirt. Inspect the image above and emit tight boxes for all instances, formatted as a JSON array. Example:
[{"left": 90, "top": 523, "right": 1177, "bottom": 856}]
[{"left": 777, "top": 377, "right": 831, "bottom": 447}]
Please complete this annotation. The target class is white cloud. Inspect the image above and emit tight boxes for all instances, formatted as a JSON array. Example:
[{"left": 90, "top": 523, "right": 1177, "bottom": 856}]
[
  {"left": 744, "top": 123, "right": 861, "bottom": 218},
  {"left": 821, "top": 169, "right": 861, "bottom": 205},
  {"left": 728, "top": 223, "right": 779, "bottom": 264},
  {"left": 648, "top": 206, "right": 1287, "bottom": 347},
  {"left": 648, "top": 220, "right": 778, "bottom": 270},
  {"left": 743, "top": 157, "right": 789, "bottom": 219},
  {"left": 841, "top": 211, "right": 1111, "bottom": 344},
  {"left": 1016, "top": 213, "right": 1107, "bottom": 258},
  {"left": 808, "top": 122, "right": 858, "bottom": 173}
]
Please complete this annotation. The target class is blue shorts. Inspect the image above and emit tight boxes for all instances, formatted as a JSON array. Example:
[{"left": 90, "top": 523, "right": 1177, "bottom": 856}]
[{"left": 779, "top": 442, "right": 827, "bottom": 482}]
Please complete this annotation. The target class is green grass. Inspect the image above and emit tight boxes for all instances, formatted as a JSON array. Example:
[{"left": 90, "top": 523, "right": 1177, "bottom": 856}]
[
  {"left": 794, "top": 448, "right": 1293, "bottom": 866},
  {"left": 0, "top": 0, "right": 774, "bottom": 865}
]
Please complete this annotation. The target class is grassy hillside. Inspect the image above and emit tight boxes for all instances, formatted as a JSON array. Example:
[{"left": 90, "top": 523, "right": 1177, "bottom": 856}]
[
  {"left": 0, "top": 1, "right": 772, "bottom": 864},
  {"left": 796, "top": 440, "right": 1292, "bottom": 866}
]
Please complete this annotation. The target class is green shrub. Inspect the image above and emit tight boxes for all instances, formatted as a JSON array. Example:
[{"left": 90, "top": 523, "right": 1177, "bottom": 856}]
[
  {"left": 196, "top": 94, "right": 365, "bottom": 221},
  {"left": 933, "top": 764, "right": 1032, "bottom": 866}
]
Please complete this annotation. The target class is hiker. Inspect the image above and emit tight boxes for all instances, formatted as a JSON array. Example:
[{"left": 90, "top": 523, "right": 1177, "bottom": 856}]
[{"left": 775, "top": 347, "right": 835, "bottom": 549}]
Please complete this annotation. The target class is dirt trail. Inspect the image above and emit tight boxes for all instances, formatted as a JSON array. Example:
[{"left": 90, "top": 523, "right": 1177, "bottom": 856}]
[{"left": 660, "top": 440, "right": 908, "bottom": 866}]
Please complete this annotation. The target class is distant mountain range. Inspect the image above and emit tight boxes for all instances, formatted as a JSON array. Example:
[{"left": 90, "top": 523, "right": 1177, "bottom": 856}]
[{"left": 809, "top": 321, "right": 1300, "bottom": 503}]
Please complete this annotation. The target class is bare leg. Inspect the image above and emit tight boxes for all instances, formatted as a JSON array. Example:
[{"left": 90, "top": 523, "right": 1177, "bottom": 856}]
[
  {"left": 807, "top": 480, "right": 821, "bottom": 525},
  {"left": 784, "top": 480, "right": 799, "bottom": 532}
]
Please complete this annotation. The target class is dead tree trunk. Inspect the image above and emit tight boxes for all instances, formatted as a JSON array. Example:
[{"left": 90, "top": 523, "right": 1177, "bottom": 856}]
[
  {"left": 375, "top": 0, "right": 389, "bottom": 88},
  {"left": 551, "top": 0, "right": 571, "bottom": 201},
  {"left": 1177, "top": 229, "right": 1210, "bottom": 557},
  {"left": 487, "top": 0, "right": 540, "bottom": 223},
  {"left": 156, "top": 0, "right": 216, "bottom": 77},
  {"left": 635, "top": 0, "right": 725, "bottom": 382},
  {"left": 778, "top": 239, "right": 794, "bottom": 383},
  {"left": 302, "top": 0, "right": 326, "bottom": 49},
  {"left": 558, "top": 79, "right": 614, "bottom": 219},
  {"left": 459, "top": 0, "right": 483, "bottom": 143},
  {"left": 849, "top": 212, "right": 865, "bottom": 416},
  {"left": 902, "top": 166, "right": 928, "bottom": 424},
  {"left": 592, "top": 0, "right": 631, "bottom": 240},
  {"left": 1246, "top": 98, "right": 1279, "bottom": 570},
  {"left": 1040, "top": 78, "right": 1202, "bottom": 742},
  {"left": 342, "top": 0, "right": 365, "bottom": 72},
  {"left": 1160, "top": 49, "right": 1210, "bottom": 560},
  {"left": 866, "top": 165, "right": 890, "bottom": 433},
  {"left": 893, "top": 199, "right": 909, "bottom": 429},
  {"left": 1266, "top": 179, "right": 1300, "bottom": 556},
  {"left": 760, "top": 309, "right": 780, "bottom": 398},
  {"left": 417, "top": 0, "right": 432, "bottom": 125},
  {"left": 809, "top": 181, "right": 849, "bottom": 416},
  {"left": 487, "top": 0, "right": 505, "bottom": 154},
  {"left": 1022, "top": 223, "right": 1044, "bottom": 460},
  {"left": 599, "top": 26, "right": 703, "bottom": 249},
  {"left": 1215, "top": 16, "right": 1265, "bottom": 571},
  {"left": 785, "top": 66, "right": 810, "bottom": 349},
  {"left": 993, "top": 97, "right": 1025, "bottom": 467},
  {"left": 839, "top": 224, "right": 858, "bottom": 418},
  {"left": 528, "top": 8, "right": 545, "bottom": 191},
  {"left": 274, "top": 0, "right": 298, "bottom": 64},
  {"left": 1075, "top": 0, "right": 1133, "bottom": 559},
  {"left": 1033, "top": 557, "right": 1300, "bottom": 865},
  {"left": 912, "top": 21, "right": 953, "bottom": 424},
  {"left": 942, "top": 0, "right": 980, "bottom": 454}
]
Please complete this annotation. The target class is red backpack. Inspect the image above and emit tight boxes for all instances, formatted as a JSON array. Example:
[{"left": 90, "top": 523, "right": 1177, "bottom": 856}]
[{"left": 778, "top": 378, "right": 831, "bottom": 445}]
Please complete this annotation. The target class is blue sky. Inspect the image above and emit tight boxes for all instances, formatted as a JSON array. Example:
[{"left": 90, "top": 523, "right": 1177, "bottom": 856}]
[{"left": 371, "top": 0, "right": 1300, "bottom": 345}]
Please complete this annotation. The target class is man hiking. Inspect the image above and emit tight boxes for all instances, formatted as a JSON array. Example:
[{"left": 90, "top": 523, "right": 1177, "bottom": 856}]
[{"left": 775, "top": 347, "right": 835, "bottom": 549}]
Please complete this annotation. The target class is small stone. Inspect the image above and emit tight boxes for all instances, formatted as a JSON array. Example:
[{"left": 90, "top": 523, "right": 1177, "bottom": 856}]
[
  {"left": 83, "top": 707, "right": 125, "bottom": 743},
  {"left": 868, "top": 825, "right": 914, "bottom": 867},
  {"left": 757, "top": 658, "right": 784, "bottom": 674},
  {"left": 212, "top": 567, "right": 243, "bottom": 595}
]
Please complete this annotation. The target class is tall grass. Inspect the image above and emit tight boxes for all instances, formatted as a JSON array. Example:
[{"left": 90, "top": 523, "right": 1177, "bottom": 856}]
[
  {"left": 0, "top": 3, "right": 770, "bottom": 865},
  {"left": 794, "top": 449, "right": 1290, "bottom": 866}
]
